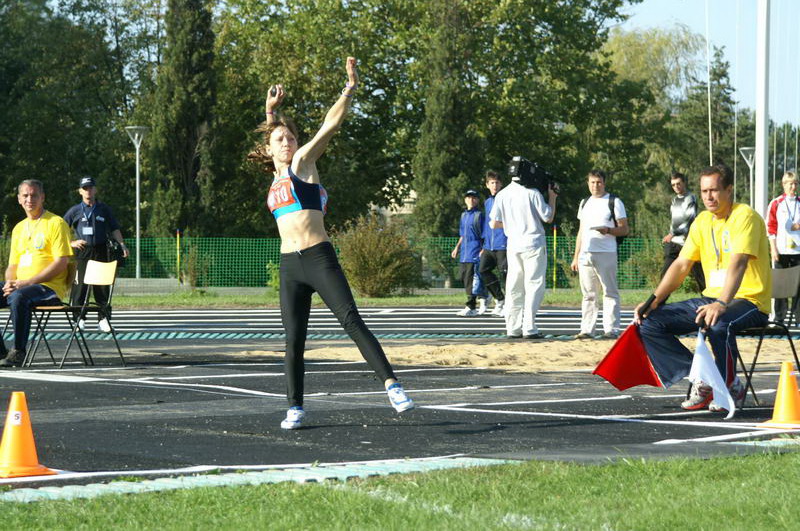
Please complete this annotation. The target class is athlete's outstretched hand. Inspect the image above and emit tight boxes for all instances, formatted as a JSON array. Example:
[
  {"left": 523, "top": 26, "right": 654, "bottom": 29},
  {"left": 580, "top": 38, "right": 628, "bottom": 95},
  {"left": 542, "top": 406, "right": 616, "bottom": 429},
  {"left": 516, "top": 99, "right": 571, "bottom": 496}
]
[
  {"left": 265, "top": 84, "right": 285, "bottom": 117},
  {"left": 345, "top": 57, "right": 358, "bottom": 89}
]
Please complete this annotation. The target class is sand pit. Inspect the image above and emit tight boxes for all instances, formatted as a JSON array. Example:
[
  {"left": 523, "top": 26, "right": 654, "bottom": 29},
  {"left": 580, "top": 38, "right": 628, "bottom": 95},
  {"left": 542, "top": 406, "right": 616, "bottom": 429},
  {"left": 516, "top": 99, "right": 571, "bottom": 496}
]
[{"left": 243, "top": 336, "right": 796, "bottom": 373}]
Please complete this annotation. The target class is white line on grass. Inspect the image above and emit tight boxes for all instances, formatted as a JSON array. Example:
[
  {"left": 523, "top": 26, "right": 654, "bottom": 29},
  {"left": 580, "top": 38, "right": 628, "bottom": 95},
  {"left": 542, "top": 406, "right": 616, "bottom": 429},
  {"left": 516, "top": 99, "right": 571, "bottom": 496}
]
[
  {"left": 0, "top": 454, "right": 472, "bottom": 485},
  {"left": 331, "top": 483, "right": 545, "bottom": 530},
  {"left": 654, "top": 427, "right": 800, "bottom": 444}
]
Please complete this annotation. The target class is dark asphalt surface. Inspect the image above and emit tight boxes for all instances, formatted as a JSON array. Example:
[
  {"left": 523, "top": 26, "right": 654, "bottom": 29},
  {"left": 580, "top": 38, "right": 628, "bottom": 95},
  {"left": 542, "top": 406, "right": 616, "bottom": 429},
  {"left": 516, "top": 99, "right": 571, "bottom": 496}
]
[{"left": 0, "top": 336, "right": 793, "bottom": 488}]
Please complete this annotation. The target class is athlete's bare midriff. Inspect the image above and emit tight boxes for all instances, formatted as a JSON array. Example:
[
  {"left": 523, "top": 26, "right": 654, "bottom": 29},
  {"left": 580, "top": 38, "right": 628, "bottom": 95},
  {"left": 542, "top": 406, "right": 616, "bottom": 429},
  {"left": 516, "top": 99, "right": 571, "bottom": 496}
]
[{"left": 276, "top": 210, "right": 329, "bottom": 253}]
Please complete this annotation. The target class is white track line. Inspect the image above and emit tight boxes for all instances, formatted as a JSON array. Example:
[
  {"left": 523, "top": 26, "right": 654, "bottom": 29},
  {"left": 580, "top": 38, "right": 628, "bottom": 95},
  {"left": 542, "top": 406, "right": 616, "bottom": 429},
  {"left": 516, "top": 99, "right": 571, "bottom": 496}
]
[{"left": 422, "top": 404, "right": 769, "bottom": 431}]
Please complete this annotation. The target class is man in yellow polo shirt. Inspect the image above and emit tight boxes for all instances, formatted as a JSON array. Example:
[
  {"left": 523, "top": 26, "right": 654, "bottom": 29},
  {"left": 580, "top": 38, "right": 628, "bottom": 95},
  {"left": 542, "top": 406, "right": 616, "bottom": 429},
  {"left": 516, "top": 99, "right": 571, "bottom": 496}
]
[
  {"left": 634, "top": 164, "right": 770, "bottom": 414},
  {"left": 1, "top": 179, "right": 73, "bottom": 368}
]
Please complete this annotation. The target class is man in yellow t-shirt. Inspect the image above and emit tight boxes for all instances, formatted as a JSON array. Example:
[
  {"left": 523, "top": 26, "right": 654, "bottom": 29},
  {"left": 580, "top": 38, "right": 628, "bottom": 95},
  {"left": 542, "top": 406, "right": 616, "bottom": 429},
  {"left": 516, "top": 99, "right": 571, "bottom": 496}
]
[
  {"left": 1, "top": 180, "right": 73, "bottom": 367},
  {"left": 634, "top": 164, "right": 770, "bottom": 414}
]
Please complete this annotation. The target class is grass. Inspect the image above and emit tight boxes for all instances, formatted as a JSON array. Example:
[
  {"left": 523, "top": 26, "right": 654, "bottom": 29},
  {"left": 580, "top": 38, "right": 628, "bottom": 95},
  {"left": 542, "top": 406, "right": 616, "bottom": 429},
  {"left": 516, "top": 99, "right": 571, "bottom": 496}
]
[
  {"left": 2, "top": 452, "right": 799, "bottom": 529},
  {"left": 112, "top": 288, "right": 699, "bottom": 310}
]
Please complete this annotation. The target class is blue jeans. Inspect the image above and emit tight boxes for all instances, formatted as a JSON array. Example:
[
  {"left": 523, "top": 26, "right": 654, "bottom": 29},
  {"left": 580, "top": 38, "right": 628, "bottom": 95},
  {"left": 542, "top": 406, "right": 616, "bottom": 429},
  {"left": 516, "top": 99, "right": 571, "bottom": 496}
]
[
  {"left": 639, "top": 297, "right": 767, "bottom": 388},
  {"left": 1, "top": 283, "right": 59, "bottom": 352}
]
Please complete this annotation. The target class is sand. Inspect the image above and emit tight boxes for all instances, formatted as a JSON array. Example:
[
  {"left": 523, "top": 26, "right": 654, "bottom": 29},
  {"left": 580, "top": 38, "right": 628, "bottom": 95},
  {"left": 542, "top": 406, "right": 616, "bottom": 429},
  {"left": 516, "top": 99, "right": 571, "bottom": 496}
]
[{"left": 243, "top": 336, "right": 794, "bottom": 373}]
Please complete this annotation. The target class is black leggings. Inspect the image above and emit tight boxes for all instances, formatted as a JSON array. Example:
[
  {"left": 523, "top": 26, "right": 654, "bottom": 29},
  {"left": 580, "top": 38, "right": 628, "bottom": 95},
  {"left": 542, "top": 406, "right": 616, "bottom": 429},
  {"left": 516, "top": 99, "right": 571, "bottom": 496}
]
[{"left": 279, "top": 241, "right": 396, "bottom": 406}]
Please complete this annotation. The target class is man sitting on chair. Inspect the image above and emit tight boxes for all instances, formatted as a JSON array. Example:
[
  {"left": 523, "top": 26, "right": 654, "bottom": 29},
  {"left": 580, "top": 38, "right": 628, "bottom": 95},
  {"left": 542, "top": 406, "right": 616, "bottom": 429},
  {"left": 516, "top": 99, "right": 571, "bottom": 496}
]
[
  {"left": 634, "top": 164, "right": 770, "bottom": 414},
  {"left": 1, "top": 180, "right": 73, "bottom": 368}
]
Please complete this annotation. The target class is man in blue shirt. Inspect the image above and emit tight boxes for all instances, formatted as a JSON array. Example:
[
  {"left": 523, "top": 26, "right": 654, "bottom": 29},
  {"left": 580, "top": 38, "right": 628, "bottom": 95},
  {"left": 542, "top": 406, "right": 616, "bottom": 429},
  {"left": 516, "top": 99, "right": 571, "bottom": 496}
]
[
  {"left": 480, "top": 171, "right": 508, "bottom": 317},
  {"left": 63, "top": 176, "right": 129, "bottom": 333},
  {"left": 451, "top": 190, "right": 484, "bottom": 316}
]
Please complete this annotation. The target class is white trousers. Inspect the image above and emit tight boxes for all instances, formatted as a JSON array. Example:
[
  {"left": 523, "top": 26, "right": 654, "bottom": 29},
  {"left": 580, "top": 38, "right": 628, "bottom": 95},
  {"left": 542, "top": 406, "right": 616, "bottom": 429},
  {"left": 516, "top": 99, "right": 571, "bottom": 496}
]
[
  {"left": 504, "top": 247, "right": 547, "bottom": 336},
  {"left": 578, "top": 251, "right": 620, "bottom": 334}
]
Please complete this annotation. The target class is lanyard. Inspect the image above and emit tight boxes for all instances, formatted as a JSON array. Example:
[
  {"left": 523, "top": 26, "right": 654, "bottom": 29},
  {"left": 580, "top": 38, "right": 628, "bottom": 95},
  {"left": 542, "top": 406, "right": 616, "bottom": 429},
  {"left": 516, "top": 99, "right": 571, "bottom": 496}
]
[
  {"left": 785, "top": 195, "right": 798, "bottom": 223},
  {"left": 710, "top": 216, "right": 729, "bottom": 269},
  {"left": 25, "top": 211, "right": 45, "bottom": 252},
  {"left": 81, "top": 202, "right": 96, "bottom": 222}
]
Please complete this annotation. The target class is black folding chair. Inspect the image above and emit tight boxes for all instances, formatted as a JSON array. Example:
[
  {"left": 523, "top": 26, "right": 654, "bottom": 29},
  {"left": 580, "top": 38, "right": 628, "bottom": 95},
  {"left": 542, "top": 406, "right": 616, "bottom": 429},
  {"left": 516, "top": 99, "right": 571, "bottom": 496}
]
[{"left": 738, "top": 265, "right": 800, "bottom": 406}]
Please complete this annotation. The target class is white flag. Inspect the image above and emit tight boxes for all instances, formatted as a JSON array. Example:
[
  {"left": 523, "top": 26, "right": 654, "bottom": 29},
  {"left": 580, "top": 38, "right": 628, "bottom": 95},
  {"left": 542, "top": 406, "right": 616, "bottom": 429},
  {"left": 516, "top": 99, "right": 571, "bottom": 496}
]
[{"left": 688, "top": 330, "right": 735, "bottom": 419}]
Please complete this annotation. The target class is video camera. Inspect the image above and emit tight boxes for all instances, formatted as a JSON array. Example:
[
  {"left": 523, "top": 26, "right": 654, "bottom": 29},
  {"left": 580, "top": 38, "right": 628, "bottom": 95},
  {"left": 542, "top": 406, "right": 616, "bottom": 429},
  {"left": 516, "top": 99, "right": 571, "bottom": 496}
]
[{"left": 507, "top": 156, "right": 558, "bottom": 197}]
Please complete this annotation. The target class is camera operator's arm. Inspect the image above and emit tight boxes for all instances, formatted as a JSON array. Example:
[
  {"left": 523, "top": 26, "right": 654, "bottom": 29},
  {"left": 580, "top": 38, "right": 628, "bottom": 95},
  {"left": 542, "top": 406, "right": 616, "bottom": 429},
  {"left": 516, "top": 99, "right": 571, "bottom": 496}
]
[
  {"left": 546, "top": 185, "right": 557, "bottom": 221},
  {"left": 570, "top": 226, "right": 583, "bottom": 272}
]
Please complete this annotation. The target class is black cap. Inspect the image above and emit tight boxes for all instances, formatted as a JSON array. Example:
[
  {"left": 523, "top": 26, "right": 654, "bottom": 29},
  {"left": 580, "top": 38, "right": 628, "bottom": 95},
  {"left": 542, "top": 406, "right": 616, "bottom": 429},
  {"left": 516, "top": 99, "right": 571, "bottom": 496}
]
[
  {"left": 464, "top": 189, "right": 479, "bottom": 197},
  {"left": 79, "top": 176, "right": 96, "bottom": 188}
]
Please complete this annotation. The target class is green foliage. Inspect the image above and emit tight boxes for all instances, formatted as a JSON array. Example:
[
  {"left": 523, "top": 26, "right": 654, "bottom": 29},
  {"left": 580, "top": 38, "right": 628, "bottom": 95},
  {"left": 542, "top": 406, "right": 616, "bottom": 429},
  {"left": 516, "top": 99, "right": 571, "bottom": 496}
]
[
  {"left": 410, "top": 0, "right": 483, "bottom": 238},
  {"left": 333, "top": 214, "right": 426, "bottom": 297},
  {"left": 265, "top": 261, "right": 280, "bottom": 291},
  {"left": 148, "top": 0, "right": 216, "bottom": 235},
  {"left": 0, "top": 237, "right": 10, "bottom": 273},
  {"left": 180, "top": 239, "right": 211, "bottom": 288}
]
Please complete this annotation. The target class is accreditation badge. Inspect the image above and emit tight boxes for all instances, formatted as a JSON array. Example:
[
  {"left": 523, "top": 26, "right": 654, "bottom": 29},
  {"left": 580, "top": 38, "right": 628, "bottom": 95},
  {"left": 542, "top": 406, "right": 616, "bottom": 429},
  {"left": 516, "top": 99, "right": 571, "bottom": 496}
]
[
  {"left": 709, "top": 269, "right": 727, "bottom": 289},
  {"left": 19, "top": 253, "right": 33, "bottom": 267}
]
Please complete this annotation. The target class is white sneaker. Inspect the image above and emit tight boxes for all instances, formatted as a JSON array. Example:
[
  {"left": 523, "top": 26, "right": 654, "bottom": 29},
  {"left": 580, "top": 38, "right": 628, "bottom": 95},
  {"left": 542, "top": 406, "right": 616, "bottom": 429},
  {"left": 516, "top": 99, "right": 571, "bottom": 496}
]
[
  {"left": 387, "top": 383, "right": 415, "bottom": 412},
  {"left": 491, "top": 300, "right": 505, "bottom": 317},
  {"left": 77, "top": 319, "right": 86, "bottom": 332},
  {"left": 280, "top": 407, "right": 305, "bottom": 429},
  {"left": 97, "top": 318, "right": 112, "bottom": 333},
  {"left": 477, "top": 298, "right": 488, "bottom": 315},
  {"left": 456, "top": 306, "right": 478, "bottom": 317}
]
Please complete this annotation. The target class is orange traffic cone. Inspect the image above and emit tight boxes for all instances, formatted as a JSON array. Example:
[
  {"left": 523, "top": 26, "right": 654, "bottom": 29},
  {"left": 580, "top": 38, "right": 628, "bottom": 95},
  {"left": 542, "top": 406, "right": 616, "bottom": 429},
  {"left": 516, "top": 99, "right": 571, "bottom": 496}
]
[
  {"left": 0, "top": 392, "right": 56, "bottom": 478},
  {"left": 760, "top": 361, "right": 800, "bottom": 428}
]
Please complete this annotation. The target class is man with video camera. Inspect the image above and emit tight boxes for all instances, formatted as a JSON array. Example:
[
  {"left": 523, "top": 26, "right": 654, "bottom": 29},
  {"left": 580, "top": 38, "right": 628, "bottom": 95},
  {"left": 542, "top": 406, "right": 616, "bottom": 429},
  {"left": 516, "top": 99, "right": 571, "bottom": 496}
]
[{"left": 489, "top": 157, "right": 557, "bottom": 339}]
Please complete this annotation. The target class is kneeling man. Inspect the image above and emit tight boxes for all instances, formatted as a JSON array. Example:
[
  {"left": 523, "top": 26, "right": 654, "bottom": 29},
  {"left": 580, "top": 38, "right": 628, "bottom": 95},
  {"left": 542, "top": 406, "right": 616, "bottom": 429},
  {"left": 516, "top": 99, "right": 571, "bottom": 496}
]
[{"left": 635, "top": 164, "right": 770, "bottom": 413}]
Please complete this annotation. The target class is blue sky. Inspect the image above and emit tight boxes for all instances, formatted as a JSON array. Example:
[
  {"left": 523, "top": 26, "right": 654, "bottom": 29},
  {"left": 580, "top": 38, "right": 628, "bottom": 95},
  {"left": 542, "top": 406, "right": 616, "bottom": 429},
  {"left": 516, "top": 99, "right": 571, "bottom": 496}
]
[{"left": 616, "top": 0, "right": 800, "bottom": 125}]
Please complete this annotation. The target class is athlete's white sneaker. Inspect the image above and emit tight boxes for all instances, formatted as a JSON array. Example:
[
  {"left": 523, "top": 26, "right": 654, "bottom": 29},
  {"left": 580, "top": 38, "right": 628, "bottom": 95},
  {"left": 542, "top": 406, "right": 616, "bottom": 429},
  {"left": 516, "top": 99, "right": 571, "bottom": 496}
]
[
  {"left": 280, "top": 407, "right": 305, "bottom": 430},
  {"left": 97, "top": 318, "right": 112, "bottom": 333},
  {"left": 491, "top": 300, "right": 505, "bottom": 317},
  {"left": 477, "top": 298, "right": 488, "bottom": 315},
  {"left": 387, "top": 383, "right": 415, "bottom": 412},
  {"left": 456, "top": 306, "right": 478, "bottom": 317},
  {"left": 77, "top": 319, "right": 86, "bottom": 332}
]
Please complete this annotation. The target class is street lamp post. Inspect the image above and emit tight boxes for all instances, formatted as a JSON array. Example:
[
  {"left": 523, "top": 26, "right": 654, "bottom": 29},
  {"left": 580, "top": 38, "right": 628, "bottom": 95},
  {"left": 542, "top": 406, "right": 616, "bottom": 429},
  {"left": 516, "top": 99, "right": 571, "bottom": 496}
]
[
  {"left": 125, "top": 126, "right": 149, "bottom": 279},
  {"left": 739, "top": 147, "right": 755, "bottom": 208}
]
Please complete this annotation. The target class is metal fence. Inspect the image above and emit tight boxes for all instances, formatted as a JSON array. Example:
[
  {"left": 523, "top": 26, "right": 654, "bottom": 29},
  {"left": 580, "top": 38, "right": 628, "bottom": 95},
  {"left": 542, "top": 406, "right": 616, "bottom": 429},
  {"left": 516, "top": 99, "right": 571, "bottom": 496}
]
[{"left": 87, "top": 235, "right": 659, "bottom": 290}]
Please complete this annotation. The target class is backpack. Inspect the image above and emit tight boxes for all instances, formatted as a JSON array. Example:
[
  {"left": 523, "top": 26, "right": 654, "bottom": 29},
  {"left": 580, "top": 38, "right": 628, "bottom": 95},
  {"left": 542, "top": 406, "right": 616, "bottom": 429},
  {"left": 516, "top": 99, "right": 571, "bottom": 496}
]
[{"left": 579, "top": 194, "right": 626, "bottom": 249}]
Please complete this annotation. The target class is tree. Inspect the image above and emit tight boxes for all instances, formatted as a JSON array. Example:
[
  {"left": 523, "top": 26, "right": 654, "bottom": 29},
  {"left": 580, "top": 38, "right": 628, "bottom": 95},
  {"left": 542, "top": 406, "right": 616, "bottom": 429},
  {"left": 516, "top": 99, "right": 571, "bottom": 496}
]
[
  {"left": 0, "top": 0, "right": 131, "bottom": 232},
  {"left": 147, "top": 0, "right": 215, "bottom": 235},
  {"left": 410, "top": 0, "right": 483, "bottom": 237}
]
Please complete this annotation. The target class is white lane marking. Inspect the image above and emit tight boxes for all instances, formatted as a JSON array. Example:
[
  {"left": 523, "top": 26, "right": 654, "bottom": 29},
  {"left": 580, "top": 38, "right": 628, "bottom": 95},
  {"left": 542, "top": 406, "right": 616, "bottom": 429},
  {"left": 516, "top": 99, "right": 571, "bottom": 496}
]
[
  {"left": 0, "top": 372, "right": 105, "bottom": 383},
  {"left": 326, "top": 382, "right": 592, "bottom": 397},
  {"left": 422, "top": 404, "right": 767, "bottom": 431},
  {"left": 442, "top": 395, "right": 632, "bottom": 407},
  {"left": 122, "top": 378, "right": 285, "bottom": 397},
  {"left": 135, "top": 366, "right": 485, "bottom": 381}
]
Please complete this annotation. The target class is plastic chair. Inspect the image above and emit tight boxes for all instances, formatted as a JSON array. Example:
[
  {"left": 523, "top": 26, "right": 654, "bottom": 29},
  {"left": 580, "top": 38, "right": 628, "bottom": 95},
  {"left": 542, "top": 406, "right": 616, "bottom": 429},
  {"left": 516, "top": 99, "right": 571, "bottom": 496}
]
[{"left": 739, "top": 265, "right": 800, "bottom": 406}]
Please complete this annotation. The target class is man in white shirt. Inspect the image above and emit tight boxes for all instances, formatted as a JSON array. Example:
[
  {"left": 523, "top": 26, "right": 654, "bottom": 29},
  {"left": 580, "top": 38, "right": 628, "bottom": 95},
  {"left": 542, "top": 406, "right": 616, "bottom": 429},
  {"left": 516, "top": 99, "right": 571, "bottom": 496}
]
[
  {"left": 570, "top": 169, "right": 629, "bottom": 339},
  {"left": 766, "top": 171, "right": 800, "bottom": 325},
  {"left": 490, "top": 169, "right": 557, "bottom": 339}
]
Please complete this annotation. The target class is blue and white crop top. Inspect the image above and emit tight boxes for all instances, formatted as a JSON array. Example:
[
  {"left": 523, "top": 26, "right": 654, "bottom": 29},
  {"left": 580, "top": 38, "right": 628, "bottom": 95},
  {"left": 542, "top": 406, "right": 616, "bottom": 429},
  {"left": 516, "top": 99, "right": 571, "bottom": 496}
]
[{"left": 267, "top": 168, "right": 328, "bottom": 219}]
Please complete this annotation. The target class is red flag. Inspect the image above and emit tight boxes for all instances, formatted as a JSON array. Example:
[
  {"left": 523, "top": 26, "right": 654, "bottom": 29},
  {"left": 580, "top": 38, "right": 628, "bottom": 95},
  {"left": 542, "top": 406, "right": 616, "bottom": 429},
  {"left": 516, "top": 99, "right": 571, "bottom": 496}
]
[{"left": 593, "top": 324, "right": 663, "bottom": 390}]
